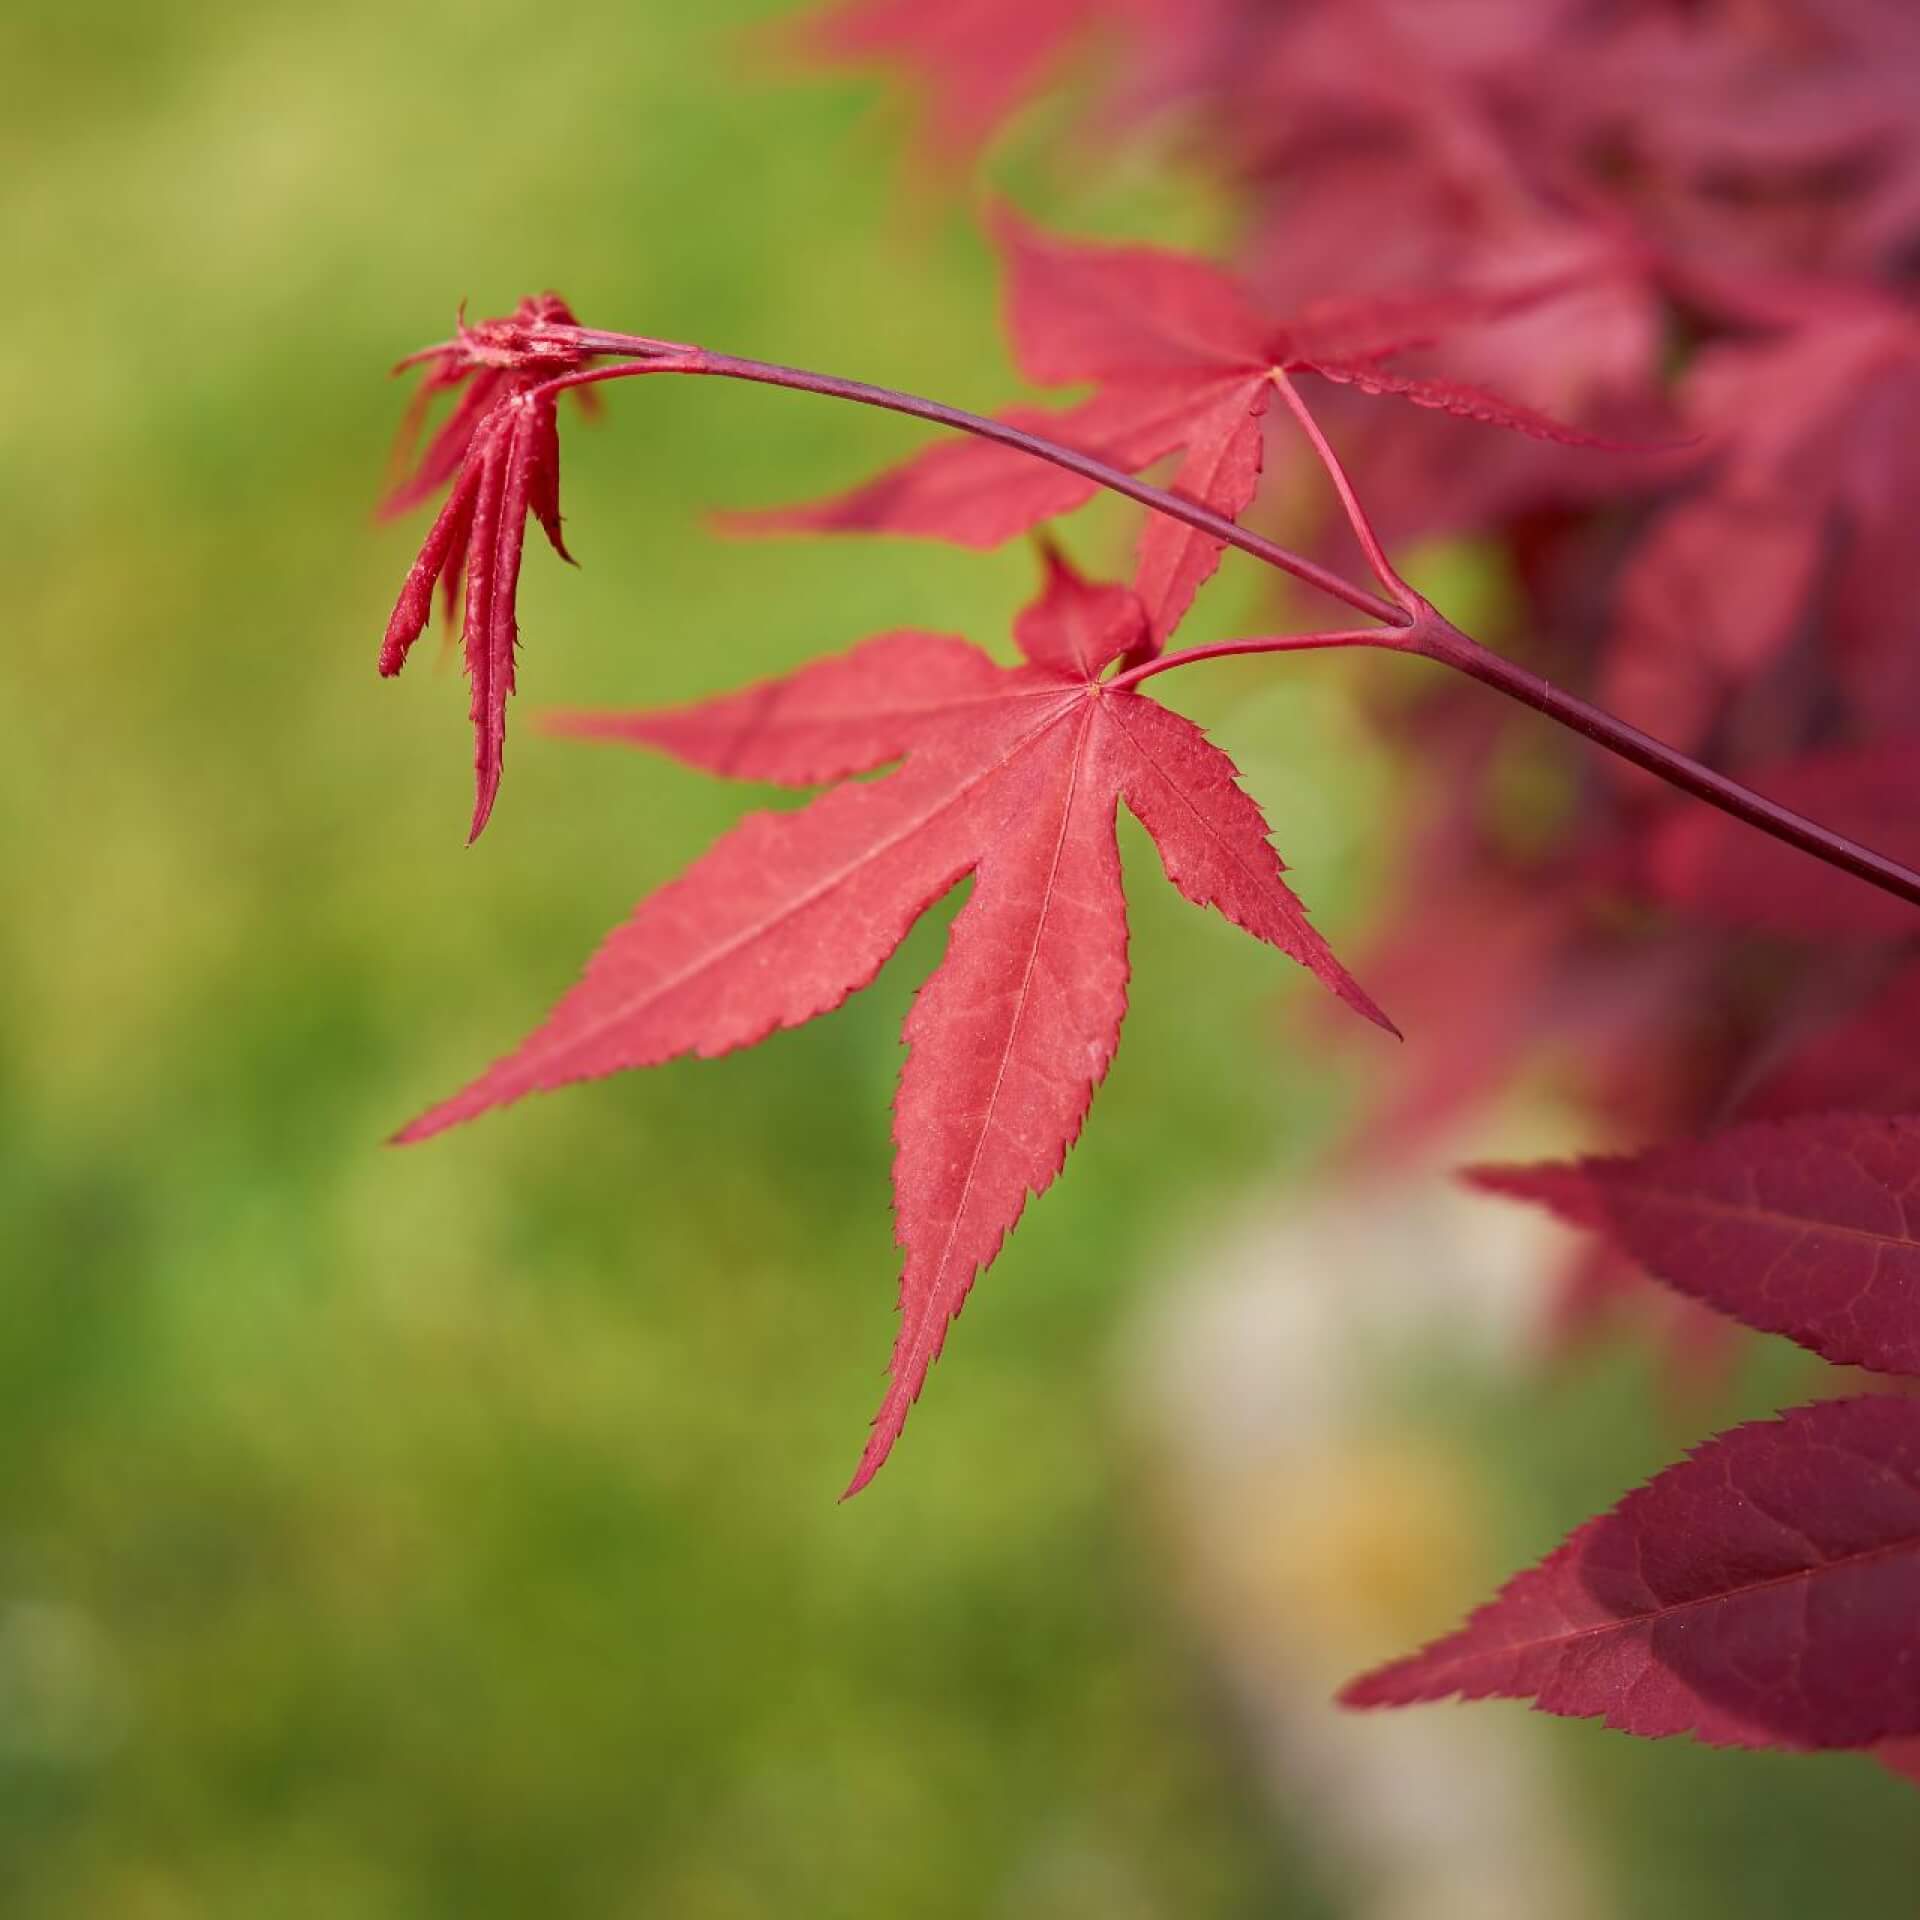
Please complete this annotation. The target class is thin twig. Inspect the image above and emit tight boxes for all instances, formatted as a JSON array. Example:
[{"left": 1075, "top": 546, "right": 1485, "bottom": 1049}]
[
  {"left": 508, "top": 336, "right": 1920, "bottom": 920},
  {"left": 1269, "top": 369, "right": 1410, "bottom": 608},
  {"left": 539, "top": 351, "right": 1406, "bottom": 628}
]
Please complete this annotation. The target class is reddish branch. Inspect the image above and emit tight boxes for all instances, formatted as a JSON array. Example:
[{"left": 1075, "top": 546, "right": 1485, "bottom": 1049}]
[{"left": 384, "top": 314, "right": 1920, "bottom": 921}]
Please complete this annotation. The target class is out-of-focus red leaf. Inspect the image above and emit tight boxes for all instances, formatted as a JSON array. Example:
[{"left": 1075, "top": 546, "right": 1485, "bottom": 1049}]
[
  {"left": 1471, "top": 1113, "right": 1920, "bottom": 1377},
  {"left": 1741, "top": 960, "right": 1920, "bottom": 1124},
  {"left": 734, "top": 208, "right": 1613, "bottom": 645},
  {"left": 1344, "top": 1396, "right": 1920, "bottom": 1752},
  {"left": 1530, "top": 6, "right": 1920, "bottom": 285},
  {"left": 1598, "top": 496, "right": 1824, "bottom": 759},
  {"left": 1532, "top": 1239, "right": 1742, "bottom": 1410},
  {"left": 1830, "top": 349, "right": 1920, "bottom": 727},
  {"left": 1328, "top": 788, "right": 1705, "bottom": 1170},
  {"left": 805, "top": 0, "right": 1102, "bottom": 162},
  {"left": 1645, "top": 740, "right": 1920, "bottom": 940},
  {"left": 1594, "top": 314, "right": 1920, "bottom": 764}
]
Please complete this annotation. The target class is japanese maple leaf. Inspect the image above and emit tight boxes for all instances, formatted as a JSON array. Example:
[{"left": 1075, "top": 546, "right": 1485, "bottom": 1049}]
[
  {"left": 731, "top": 208, "right": 1617, "bottom": 645},
  {"left": 1343, "top": 1395, "right": 1920, "bottom": 1751},
  {"left": 395, "top": 555, "right": 1391, "bottom": 1492},
  {"left": 1471, "top": 1113, "right": 1920, "bottom": 1378},
  {"left": 379, "top": 296, "right": 597, "bottom": 843}
]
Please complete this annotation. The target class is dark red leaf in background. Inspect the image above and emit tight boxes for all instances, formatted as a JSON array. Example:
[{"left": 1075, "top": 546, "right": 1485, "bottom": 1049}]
[
  {"left": 1742, "top": 961, "right": 1920, "bottom": 1123},
  {"left": 1598, "top": 495, "right": 1823, "bottom": 761},
  {"left": 1344, "top": 1396, "right": 1920, "bottom": 1751},
  {"left": 1647, "top": 741, "right": 1920, "bottom": 940},
  {"left": 1599, "top": 314, "right": 1920, "bottom": 764},
  {"left": 1471, "top": 1114, "right": 1920, "bottom": 1377}
]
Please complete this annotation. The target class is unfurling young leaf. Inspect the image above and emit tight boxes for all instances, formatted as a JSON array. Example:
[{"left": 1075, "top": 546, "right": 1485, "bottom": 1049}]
[
  {"left": 1344, "top": 1396, "right": 1920, "bottom": 1753},
  {"left": 379, "top": 296, "right": 596, "bottom": 842},
  {"left": 398, "top": 554, "right": 1390, "bottom": 1492}
]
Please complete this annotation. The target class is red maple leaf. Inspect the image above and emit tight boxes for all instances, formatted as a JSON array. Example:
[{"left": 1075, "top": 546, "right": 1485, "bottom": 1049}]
[
  {"left": 379, "top": 296, "right": 598, "bottom": 843},
  {"left": 1471, "top": 1113, "right": 1920, "bottom": 1378},
  {"left": 731, "top": 208, "right": 1617, "bottom": 645},
  {"left": 1343, "top": 1395, "right": 1920, "bottom": 1752},
  {"left": 394, "top": 554, "right": 1391, "bottom": 1492}
]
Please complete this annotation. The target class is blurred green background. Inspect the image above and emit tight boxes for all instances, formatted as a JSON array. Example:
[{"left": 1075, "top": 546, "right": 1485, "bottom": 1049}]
[{"left": 3, "top": 3, "right": 1915, "bottom": 1914}]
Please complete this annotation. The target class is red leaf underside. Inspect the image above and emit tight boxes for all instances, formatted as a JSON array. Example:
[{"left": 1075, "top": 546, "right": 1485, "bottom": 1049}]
[
  {"left": 1344, "top": 1396, "right": 1920, "bottom": 1752},
  {"left": 403, "top": 563, "right": 1387, "bottom": 1489}
]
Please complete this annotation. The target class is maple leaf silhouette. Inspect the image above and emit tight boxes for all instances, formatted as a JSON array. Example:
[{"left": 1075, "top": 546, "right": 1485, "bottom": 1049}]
[
  {"left": 1345, "top": 1395, "right": 1920, "bottom": 1753},
  {"left": 379, "top": 295, "right": 597, "bottom": 843},
  {"left": 395, "top": 554, "right": 1391, "bottom": 1492},
  {"left": 732, "top": 208, "right": 1616, "bottom": 644}
]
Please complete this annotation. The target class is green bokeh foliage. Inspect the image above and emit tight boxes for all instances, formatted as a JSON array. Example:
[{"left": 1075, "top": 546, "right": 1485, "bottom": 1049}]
[{"left": 3, "top": 3, "right": 1914, "bottom": 1914}]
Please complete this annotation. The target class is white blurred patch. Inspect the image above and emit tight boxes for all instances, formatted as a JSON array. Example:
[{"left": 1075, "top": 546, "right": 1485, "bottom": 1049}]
[{"left": 1121, "top": 1144, "right": 1606, "bottom": 1920}]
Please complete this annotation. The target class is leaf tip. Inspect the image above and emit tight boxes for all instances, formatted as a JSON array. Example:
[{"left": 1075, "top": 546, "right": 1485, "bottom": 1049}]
[
  {"left": 839, "top": 1435, "right": 893, "bottom": 1503},
  {"left": 386, "top": 1111, "right": 436, "bottom": 1149},
  {"left": 466, "top": 776, "right": 499, "bottom": 845},
  {"left": 1327, "top": 968, "right": 1400, "bottom": 1041},
  {"left": 708, "top": 502, "right": 807, "bottom": 541},
  {"left": 1334, "top": 1666, "right": 1398, "bottom": 1711}
]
